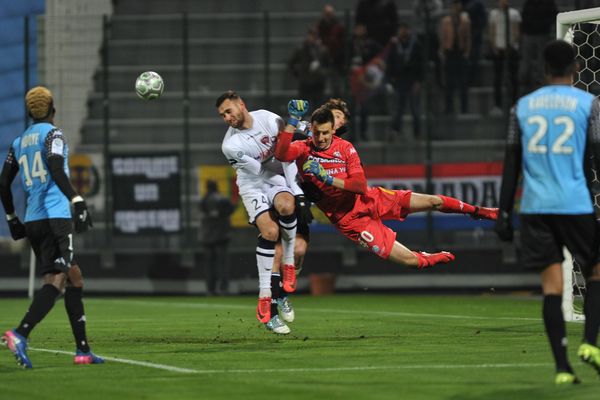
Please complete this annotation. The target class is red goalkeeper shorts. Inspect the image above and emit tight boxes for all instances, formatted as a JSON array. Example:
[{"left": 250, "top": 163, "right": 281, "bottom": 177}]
[{"left": 335, "top": 187, "right": 412, "bottom": 259}]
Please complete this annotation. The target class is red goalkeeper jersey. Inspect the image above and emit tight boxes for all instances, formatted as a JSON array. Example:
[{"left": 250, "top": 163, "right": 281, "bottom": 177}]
[{"left": 275, "top": 132, "right": 367, "bottom": 223}]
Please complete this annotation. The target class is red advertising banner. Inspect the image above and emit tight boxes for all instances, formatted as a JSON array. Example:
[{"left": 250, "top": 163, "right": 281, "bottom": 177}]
[
  {"left": 198, "top": 162, "right": 504, "bottom": 229},
  {"left": 364, "top": 162, "right": 502, "bottom": 208}
]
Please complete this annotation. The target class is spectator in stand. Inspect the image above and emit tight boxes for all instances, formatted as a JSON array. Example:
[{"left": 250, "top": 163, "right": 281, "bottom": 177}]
[
  {"left": 355, "top": 0, "right": 398, "bottom": 47},
  {"left": 489, "top": 0, "right": 521, "bottom": 115},
  {"left": 349, "top": 23, "right": 385, "bottom": 142},
  {"left": 316, "top": 4, "right": 346, "bottom": 98},
  {"left": 386, "top": 23, "right": 423, "bottom": 141},
  {"left": 288, "top": 27, "right": 331, "bottom": 110},
  {"left": 199, "top": 179, "right": 235, "bottom": 296},
  {"left": 413, "top": 0, "right": 443, "bottom": 87},
  {"left": 462, "top": 0, "right": 488, "bottom": 86},
  {"left": 520, "top": 0, "right": 558, "bottom": 95},
  {"left": 439, "top": 0, "right": 471, "bottom": 114}
]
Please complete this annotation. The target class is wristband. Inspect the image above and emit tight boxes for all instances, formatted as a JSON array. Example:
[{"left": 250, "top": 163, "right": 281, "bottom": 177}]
[
  {"left": 325, "top": 175, "right": 334, "bottom": 185},
  {"left": 287, "top": 117, "right": 299, "bottom": 127},
  {"left": 71, "top": 195, "right": 84, "bottom": 204},
  {"left": 6, "top": 213, "right": 16, "bottom": 221}
]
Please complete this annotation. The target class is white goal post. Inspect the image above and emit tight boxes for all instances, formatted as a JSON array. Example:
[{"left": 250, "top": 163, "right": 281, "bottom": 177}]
[
  {"left": 556, "top": 7, "right": 600, "bottom": 42},
  {"left": 555, "top": 7, "right": 600, "bottom": 322}
]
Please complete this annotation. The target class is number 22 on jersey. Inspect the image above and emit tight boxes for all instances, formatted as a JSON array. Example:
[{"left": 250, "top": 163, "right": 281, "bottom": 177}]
[
  {"left": 18, "top": 151, "right": 48, "bottom": 186},
  {"left": 526, "top": 115, "right": 574, "bottom": 155}
]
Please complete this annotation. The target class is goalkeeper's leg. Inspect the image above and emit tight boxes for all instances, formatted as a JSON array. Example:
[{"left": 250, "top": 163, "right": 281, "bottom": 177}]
[
  {"left": 579, "top": 265, "right": 600, "bottom": 374},
  {"left": 541, "top": 264, "right": 578, "bottom": 380},
  {"left": 408, "top": 193, "right": 498, "bottom": 220}
]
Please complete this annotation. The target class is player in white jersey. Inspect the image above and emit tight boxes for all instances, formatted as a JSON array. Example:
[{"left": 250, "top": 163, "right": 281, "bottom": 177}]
[{"left": 216, "top": 90, "right": 306, "bottom": 334}]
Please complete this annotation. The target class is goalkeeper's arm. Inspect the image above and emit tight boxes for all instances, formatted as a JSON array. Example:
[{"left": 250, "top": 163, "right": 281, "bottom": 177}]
[
  {"left": 587, "top": 98, "right": 600, "bottom": 176},
  {"left": 498, "top": 107, "right": 522, "bottom": 214},
  {"left": 328, "top": 172, "right": 367, "bottom": 194}
]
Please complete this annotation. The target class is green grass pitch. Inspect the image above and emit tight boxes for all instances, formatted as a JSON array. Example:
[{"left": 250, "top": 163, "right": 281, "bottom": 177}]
[{"left": 0, "top": 294, "right": 598, "bottom": 399}]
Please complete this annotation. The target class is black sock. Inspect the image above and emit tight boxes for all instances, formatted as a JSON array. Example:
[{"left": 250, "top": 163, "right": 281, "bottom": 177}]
[
  {"left": 271, "top": 272, "right": 290, "bottom": 298},
  {"left": 16, "top": 284, "right": 60, "bottom": 338},
  {"left": 270, "top": 273, "right": 281, "bottom": 317},
  {"left": 271, "top": 273, "right": 282, "bottom": 300},
  {"left": 543, "top": 295, "right": 572, "bottom": 372},
  {"left": 584, "top": 281, "right": 600, "bottom": 346},
  {"left": 64, "top": 287, "right": 90, "bottom": 353}
]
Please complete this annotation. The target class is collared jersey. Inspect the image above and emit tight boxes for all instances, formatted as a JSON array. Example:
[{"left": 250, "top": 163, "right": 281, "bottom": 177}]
[
  {"left": 284, "top": 135, "right": 365, "bottom": 223},
  {"left": 11, "top": 122, "right": 71, "bottom": 221},
  {"left": 514, "top": 85, "right": 596, "bottom": 214},
  {"left": 221, "top": 109, "right": 301, "bottom": 196}
]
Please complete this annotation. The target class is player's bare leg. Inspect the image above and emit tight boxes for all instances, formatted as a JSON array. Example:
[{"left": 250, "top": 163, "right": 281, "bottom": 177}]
[
  {"left": 387, "top": 241, "right": 455, "bottom": 268},
  {"left": 407, "top": 193, "right": 498, "bottom": 220},
  {"left": 273, "top": 192, "right": 297, "bottom": 292}
]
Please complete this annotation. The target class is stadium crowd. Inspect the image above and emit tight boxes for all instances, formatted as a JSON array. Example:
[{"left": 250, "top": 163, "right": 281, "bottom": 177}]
[{"left": 287, "top": 0, "right": 561, "bottom": 142}]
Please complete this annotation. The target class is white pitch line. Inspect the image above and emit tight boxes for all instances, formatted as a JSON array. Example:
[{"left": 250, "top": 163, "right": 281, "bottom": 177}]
[
  {"left": 96, "top": 299, "right": 542, "bottom": 322},
  {"left": 28, "top": 347, "right": 551, "bottom": 375},
  {"left": 30, "top": 347, "right": 198, "bottom": 374}
]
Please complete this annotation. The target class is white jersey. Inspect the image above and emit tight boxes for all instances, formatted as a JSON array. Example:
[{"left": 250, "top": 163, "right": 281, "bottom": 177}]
[{"left": 221, "top": 109, "right": 302, "bottom": 222}]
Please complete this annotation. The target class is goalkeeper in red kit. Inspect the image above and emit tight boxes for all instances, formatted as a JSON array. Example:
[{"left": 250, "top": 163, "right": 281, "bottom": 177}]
[{"left": 275, "top": 100, "right": 499, "bottom": 268}]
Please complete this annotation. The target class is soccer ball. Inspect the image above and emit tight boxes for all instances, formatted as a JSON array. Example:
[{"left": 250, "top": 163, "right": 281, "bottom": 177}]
[{"left": 135, "top": 71, "right": 164, "bottom": 100}]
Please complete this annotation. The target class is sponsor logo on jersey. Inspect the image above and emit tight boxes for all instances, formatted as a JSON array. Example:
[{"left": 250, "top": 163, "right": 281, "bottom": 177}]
[{"left": 307, "top": 155, "right": 345, "bottom": 164}]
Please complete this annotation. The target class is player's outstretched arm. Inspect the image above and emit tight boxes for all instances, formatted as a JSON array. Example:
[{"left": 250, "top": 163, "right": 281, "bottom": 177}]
[
  {"left": 275, "top": 100, "right": 310, "bottom": 162},
  {"left": 495, "top": 107, "right": 522, "bottom": 242},
  {"left": 302, "top": 160, "right": 367, "bottom": 194}
]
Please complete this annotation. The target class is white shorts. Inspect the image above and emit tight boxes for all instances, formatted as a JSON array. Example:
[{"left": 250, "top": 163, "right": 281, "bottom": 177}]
[{"left": 241, "top": 184, "right": 294, "bottom": 224}]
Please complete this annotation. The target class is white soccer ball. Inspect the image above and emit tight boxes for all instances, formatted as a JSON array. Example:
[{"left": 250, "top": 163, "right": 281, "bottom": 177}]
[{"left": 135, "top": 71, "right": 164, "bottom": 100}]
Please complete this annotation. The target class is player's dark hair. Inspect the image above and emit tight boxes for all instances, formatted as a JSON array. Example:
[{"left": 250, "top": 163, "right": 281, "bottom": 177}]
[
  {"left": 322, "top": 98, "right": 351, "bottom": 122},
  {"left": 215, "top": 90, "right": 241, "bottom": 108},
  {"left": 544, "top": 40, "right": 577, "bottom": 78},
  {"left": 310, "top": 106, "right": 335, "bottom": 126}
]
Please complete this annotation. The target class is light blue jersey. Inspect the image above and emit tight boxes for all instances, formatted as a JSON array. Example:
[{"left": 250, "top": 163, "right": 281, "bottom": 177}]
[
  {"left": 516, "top": 85, "right": 595, "bottom": 214},
  {"left": 12, "top": 122, "right": 71, "bottom": 222}
]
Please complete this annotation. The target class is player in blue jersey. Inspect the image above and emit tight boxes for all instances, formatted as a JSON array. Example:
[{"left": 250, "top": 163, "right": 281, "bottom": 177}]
[
  {"left": 495, "top": 40, "right": 600, "bottom": 384},
  {"left": 0, "top": 86, "right": 101, "bottom": 368}
]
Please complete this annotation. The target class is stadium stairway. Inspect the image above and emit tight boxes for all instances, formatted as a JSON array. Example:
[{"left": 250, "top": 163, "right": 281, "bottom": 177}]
[
  {"left": 80, "top": 0, "right": 577, "bottom": 156},
  {"left": 79, "top": 1, "right": 523, "bottom": 158}
]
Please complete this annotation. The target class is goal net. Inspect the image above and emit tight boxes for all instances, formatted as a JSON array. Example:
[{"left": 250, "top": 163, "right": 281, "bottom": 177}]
[{"left": 556, "top": 8, "right": 600, "bottom": 321}]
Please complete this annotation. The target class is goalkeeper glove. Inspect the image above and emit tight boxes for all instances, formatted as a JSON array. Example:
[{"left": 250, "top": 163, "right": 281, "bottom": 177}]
[
  {"left": 287, "top": 100, "right": 309, "bottom": 127},
  {"left": 72, "top": 196, "right": 93, "bottom": 233},
  {"left": 494, "top": 211, "right": 513, "bottom": 242},
  {"left": 303, "top": 160, "right": 333, "bottom": 185},
  {"left": 412, "top": 251, "right": 455, "bottom": 269},
  {"left": 295, "top": 194, "right": 314, "bottom": 226},
  {"left": 6, "top": 214, "right": 26, "bottom": 240}
]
